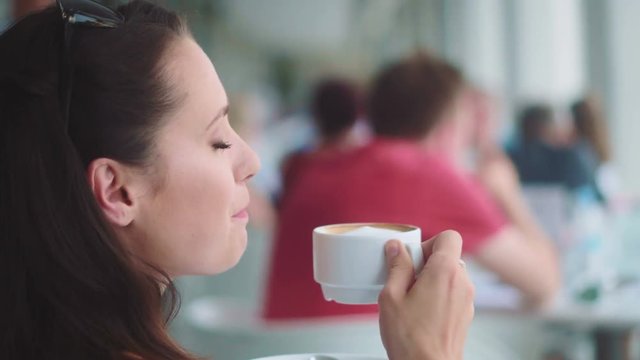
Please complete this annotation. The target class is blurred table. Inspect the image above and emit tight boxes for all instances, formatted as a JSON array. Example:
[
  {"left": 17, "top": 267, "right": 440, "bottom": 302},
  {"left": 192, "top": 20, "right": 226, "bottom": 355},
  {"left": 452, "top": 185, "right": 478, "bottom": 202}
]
[
  {"left": 472, "top": 201, "right": 640, "bottom": 360},
  {"left": 475, "top": 280, "right": 640, "bottom": 360}
]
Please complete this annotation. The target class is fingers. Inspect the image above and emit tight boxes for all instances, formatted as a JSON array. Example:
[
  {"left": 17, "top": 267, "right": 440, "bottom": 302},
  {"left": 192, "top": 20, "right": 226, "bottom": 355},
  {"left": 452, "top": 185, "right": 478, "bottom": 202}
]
[
  {"left": 414, "top": 231, "right": 468, "bottom": 300},
  {"left": 420, "top": 230, "right": 463, "bottom": 268},
  {"left": 431, "top": 230, "right": 463, "bottom": 258},
  {"left": 382, "top": 231, "right": 466, "bottom": 303},
  {"left": 451, "top": 270, "right": 476, "bottom": 355},
  {"left": 378, "top": 232, "right": 475, "bottom": 360},
  {"left": 380, "top": 240, "right": 416, "bottom": 302},
  {"left": 449, "top": 263, "right": 475, "bottom": 320},
  {"left": 420, "top": 237, "right": 436, "bottom": 262}
]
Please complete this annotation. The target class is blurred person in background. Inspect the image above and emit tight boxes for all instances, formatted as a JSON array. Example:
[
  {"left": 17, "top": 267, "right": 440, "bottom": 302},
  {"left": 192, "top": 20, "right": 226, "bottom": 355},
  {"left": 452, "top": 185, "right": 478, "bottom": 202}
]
[
  {"left": 467, "top": 87, "right": 501, "bottom": 156},
  {"left": 508, "top": 104, "right": 595, "bottom": 193},
  {"left": 1, "top": 1, "right": 474, "bottom": 359},
  {"left": 571, "top": 95, "right": 620, "bottom": 201},
  {"left": 279, "top": 77, "right": 368, "bottom": 205},
  {"left": 264, "top": 53, "right": 560, "bottom": 320},
  {"left": 571, "top": 96, "right": 611, "bottom": 170},
  {"left": 452, "top": 86, "right": 510, "bottom": 174}
]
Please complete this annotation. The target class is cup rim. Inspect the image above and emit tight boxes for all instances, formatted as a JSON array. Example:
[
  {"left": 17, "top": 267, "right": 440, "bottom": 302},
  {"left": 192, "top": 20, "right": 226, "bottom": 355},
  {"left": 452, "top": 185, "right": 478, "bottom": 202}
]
[{"left": 313, "top": 222, "right": 419, "bottom": 235}]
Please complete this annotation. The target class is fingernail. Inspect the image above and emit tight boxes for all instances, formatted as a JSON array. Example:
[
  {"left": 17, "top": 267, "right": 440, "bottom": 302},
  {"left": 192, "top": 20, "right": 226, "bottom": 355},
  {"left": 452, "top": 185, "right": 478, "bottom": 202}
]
[{"left": 385, "top": 241, "right": 399, "bottom": 258}]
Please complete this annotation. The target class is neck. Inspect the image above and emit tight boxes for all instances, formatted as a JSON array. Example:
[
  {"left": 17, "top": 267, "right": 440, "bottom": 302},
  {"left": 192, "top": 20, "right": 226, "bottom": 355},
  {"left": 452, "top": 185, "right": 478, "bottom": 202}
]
[
  {"left": 320, "top": 128, "right": 365, "bottom": 151},
  {"left": 420, "top": 133, "right": 467, "bottom": 169}
]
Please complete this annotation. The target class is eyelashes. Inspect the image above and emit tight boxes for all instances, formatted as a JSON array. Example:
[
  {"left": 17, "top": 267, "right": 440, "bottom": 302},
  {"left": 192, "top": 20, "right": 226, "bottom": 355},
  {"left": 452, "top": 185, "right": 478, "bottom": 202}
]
[{"left": 212, "top": 141, "right": 232, "bottom": 150}]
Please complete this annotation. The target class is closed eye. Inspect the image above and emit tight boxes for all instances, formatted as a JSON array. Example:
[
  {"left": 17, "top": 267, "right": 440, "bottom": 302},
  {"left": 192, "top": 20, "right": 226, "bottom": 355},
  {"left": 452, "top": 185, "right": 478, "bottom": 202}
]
[{"left": 212, "top": 141, "right": 232, "bottom": 150}]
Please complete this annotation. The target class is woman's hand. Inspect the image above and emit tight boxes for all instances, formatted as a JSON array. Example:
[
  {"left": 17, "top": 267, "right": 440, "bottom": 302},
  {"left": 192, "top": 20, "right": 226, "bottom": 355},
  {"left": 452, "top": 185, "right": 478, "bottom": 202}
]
[{"left": 379, "top": 230, "right": 474, "bottom": 360}]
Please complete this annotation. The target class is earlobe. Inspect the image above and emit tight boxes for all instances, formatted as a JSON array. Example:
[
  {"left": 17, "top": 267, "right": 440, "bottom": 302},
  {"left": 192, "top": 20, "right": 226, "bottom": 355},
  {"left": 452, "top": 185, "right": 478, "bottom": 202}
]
[{"left": 86, "top": 159, "right": 136, "bottom": 227}]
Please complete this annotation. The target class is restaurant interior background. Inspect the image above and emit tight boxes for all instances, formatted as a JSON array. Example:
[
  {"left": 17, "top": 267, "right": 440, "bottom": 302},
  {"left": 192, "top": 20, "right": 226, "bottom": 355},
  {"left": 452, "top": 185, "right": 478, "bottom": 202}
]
[{"left": 3, "top": 0, "right": 640, "bottom": 359}]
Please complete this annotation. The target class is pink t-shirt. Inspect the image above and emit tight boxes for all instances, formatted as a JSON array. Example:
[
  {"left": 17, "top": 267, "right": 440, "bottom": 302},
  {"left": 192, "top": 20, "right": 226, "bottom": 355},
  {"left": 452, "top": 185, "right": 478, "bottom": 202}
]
[{"left": 263, "top": 138, "right": 507, "bottom": 319}]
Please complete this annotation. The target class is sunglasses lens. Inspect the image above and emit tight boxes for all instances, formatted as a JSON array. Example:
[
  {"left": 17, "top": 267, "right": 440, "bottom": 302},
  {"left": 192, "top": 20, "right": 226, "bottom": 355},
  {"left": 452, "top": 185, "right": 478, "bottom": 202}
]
[{"left": 59, "top": 0, "right": 124, "bottom": 27}]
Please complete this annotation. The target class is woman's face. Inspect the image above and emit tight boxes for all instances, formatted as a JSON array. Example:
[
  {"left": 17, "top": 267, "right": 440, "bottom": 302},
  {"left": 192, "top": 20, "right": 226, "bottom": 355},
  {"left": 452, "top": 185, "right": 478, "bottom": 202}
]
[{"left": 128, "top": 38, "right": 260, "bottom": 277}]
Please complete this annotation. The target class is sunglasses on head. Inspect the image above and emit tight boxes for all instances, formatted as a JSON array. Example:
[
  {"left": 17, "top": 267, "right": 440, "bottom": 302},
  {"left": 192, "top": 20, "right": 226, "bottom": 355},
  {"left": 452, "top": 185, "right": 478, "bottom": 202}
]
[{"left": 56, "top": 0, "right": 124, "bottom": 129}]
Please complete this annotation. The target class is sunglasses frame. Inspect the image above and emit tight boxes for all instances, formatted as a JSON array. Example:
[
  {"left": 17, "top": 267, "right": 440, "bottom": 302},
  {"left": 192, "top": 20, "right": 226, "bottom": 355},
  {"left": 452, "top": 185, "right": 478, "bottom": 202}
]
[{"left": 56, "top": 0, "right": 124, "bottom": 129}]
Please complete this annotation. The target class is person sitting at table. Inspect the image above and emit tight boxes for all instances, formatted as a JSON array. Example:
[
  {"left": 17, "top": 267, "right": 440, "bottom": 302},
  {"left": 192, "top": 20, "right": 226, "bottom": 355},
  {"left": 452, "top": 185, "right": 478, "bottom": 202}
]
[
  {"left": 263, "top": 53, "right": 560, "bottom": 320},
  {"left": 279, "top": 77, "right": 367, "bottom": 206},
  {"left": 570, "top": 95, "right": 620, "bottom": 201},
  {"left": 508, "top": 104, "right": 594, "bottom": 192}
]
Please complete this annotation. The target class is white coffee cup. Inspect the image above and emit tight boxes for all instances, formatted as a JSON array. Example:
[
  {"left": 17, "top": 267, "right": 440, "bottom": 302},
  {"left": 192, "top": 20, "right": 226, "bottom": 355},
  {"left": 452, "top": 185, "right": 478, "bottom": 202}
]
[{"left": 313, "top": 223, "right": 423, "bottom": 304}]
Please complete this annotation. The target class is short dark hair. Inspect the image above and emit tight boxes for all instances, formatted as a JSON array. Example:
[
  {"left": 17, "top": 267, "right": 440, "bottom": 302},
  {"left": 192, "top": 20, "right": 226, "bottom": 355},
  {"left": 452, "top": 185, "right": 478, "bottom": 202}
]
[
  {"left": 518, "top": 104, "right": 554, "bottom": 142},
  {"left": 310, "top": 78, "right": 361, "bottom": 139},
  {"left": 367, "top": 53, "right": 465, "bottom": 139}
]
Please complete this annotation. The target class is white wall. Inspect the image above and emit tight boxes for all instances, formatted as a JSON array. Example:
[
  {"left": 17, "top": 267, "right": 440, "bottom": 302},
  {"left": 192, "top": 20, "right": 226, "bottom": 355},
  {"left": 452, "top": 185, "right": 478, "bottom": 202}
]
[
  {"left": 460, "top": 0, "right": 508, "bottom": 95},
  {"left": 227, "top": 0, "right": 351, "bottom": 53},
  {"left": 441, "top": 0, "right": 510, "bottom": 130},
  {"left": 510, "top": 0, "right": 586, "bottom": 105},
  {"left": 606, "top": 0, "right": 640, "bottom": 194}
]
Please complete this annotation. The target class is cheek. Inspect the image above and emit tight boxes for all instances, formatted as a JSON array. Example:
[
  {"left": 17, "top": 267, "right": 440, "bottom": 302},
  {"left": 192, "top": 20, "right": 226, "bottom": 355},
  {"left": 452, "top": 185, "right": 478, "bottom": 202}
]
[{"left": 144, "top": 154, "right": 238, "bottom": 275}]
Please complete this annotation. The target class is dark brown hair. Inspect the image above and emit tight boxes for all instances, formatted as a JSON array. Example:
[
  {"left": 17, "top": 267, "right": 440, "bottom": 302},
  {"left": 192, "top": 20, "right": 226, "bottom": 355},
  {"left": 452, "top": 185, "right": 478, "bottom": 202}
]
[
  {"left": 367, "top": 53, "right": 465, "bottom": 139},
  {"left": 310, "top": 78, "right": 361, "bottom": 139},
  {"left": 571, "top": 95, "right": 611, "bottom": 163},
  {"left": 518, "top": 104, "right": 554, "bottom": 143},
  {"left": 0, "top": 1, "right": 200, "bottom": 359}
]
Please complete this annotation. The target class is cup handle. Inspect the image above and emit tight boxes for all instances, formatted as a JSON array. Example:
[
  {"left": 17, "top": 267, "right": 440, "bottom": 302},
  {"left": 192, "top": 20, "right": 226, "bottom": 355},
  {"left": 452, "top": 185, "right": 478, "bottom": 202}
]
[{"left": 405, "top": 242, "right": 425, "bottom": 273}]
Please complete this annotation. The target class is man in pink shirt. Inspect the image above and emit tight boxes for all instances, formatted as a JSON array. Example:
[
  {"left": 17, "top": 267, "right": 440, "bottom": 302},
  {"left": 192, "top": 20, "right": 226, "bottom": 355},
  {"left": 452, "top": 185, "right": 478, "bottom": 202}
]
[{"left": 264, "top": 54, "right": 560, "bottom": 319}]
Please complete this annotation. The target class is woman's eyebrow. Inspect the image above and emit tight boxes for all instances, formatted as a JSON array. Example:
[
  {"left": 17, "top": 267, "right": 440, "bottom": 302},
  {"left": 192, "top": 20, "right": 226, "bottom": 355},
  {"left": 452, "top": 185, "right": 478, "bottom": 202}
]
[{"left": 206, "top": 104, "right": 229, "bottom": 130}]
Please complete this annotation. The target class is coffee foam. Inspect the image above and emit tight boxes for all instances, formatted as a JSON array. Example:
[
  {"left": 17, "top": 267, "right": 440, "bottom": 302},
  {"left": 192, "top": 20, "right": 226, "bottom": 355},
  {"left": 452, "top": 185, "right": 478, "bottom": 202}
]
[
  {"left": 320, "top": 223, "right": 413, "bottom": 235},
  {"left": 342, "top": 225, "right": 403, "bottom": 237}
]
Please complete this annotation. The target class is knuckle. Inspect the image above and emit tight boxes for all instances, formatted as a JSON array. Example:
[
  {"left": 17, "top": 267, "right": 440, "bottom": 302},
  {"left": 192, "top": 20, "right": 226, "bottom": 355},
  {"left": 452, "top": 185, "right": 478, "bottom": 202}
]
[
  {"left": 391, "top": 260, "right": 410, "bottom": 271},
  {"left": 467, "top": 281, "right": 476, "bottom": 298},
  {"left": 436, "top": 262, "right": 461, "bottom": 289},
  {"left": 441, "top": 256, "right": 461, "bottom": 275},
  {"left": 378, "top": 287, "right": 397, "bottom": 306},
  {"left": 465, "top": 281, "right": 476, "bottom": 304},
  {"left": 427, "top": 252, "right": 449, "bottom": 267},
  {"left": 426, "top": 253, "right": 459, "bottom": 280}
]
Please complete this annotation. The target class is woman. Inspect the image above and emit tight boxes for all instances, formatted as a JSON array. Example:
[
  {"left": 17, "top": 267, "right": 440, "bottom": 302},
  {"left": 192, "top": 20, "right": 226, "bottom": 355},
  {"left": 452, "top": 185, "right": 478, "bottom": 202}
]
[
  {"left": 571, "top": 95, "right": 611, "bottom": 169},
  {"left": 571, "top": 95, "right": 619, "bottom": 200},
  {"left": 0, "top": 1, "right": 474, "bottom": 359}
]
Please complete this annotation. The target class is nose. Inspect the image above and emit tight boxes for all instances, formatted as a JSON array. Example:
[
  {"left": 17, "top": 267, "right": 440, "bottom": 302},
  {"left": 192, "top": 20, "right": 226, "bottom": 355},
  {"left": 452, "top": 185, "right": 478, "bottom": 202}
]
[{"left": 236, "top": 137, "right": 261, "bottom": 183}]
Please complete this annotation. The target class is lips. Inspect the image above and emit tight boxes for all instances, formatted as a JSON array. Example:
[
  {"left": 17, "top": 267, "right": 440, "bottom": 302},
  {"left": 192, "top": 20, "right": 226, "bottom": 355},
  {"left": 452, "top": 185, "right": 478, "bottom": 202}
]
[{"left": 232, "top": 208, "right": 249, "bottom": 219}]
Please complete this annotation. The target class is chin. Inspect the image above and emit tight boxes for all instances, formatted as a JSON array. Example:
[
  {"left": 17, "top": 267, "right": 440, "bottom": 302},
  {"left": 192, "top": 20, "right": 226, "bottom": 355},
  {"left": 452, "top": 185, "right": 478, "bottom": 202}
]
[
  {"left": 229, "top": 230, "right": 248, "bottom": 266},
  {"left": 207, "top": 230, "right": 248, "bottom": 275}
]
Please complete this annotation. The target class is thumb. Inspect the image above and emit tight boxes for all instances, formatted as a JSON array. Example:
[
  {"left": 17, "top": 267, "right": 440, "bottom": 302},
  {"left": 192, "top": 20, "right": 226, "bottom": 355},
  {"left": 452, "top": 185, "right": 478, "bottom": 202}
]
[{"left": 382, "top": 240, "right": 415, "bottom": 300}]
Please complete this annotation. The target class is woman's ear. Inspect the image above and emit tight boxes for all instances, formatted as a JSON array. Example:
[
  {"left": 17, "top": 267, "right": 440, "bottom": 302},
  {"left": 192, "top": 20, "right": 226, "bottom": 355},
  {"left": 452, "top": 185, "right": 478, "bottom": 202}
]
[{"left": 86, "top": 158, "right": 139, "bottom": 227}]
